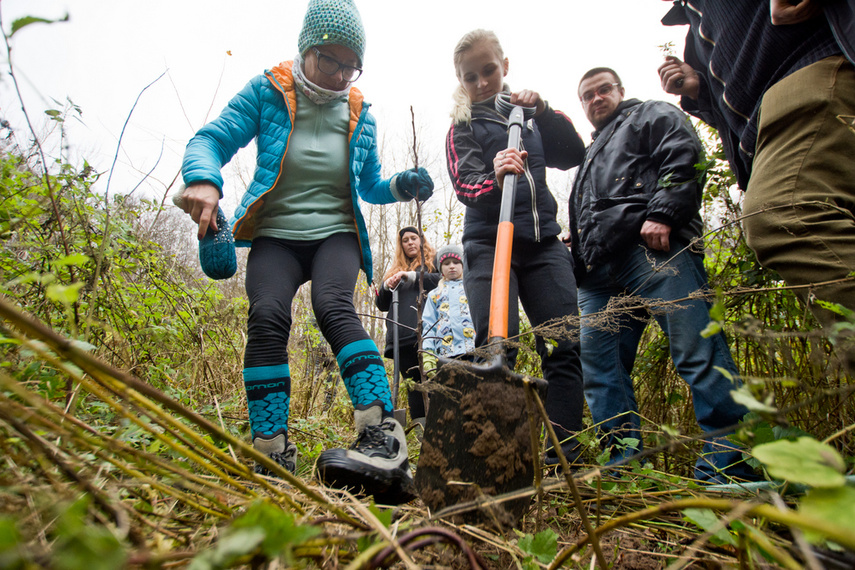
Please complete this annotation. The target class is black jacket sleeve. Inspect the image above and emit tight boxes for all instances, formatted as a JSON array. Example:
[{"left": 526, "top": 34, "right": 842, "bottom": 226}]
[
  {"left": 375, "top": 269, "right": 441, "bottom": 313},
  {"left": 678, "top": 39, "right": 720, "bottom": 130},
  {"left": 422, "top": 271, "right": 441, "bottom": 292},
  {"left": 376, "top": 283, "right": 392, "bottom": 312},
  {"left": 642, "top": 102, "right": 704, "bottom": 229},
  {"left": 446, "top": 122, "right": 503, "bottom": 209},
  {"left": 534, "top": 104, "right": 586, "bottom": 170}
]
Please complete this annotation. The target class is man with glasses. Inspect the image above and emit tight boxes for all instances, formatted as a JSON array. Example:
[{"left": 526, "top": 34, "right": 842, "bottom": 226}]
[{"left": 568, "top": 67, "right": 754, "bottom": 483}]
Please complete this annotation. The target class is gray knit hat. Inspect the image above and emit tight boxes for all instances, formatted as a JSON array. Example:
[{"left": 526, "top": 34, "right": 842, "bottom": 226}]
[
  {"left": 436, "top": 244, "right": 464, "bottom": 267},
  {"left": 298, "top": 0, "right": 366, "bottom": 64}
]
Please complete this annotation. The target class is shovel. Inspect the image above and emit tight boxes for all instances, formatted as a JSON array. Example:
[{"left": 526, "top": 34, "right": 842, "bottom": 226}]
[
  {"left": 390, "top": 286, "right": 408, "bottom": 427},
  {"left": 415, "top": 94, "right": 547, "bottom": 527}
]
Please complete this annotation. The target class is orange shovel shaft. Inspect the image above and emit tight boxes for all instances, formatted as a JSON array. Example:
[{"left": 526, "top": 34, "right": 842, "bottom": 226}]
[{"left": 488, "top": 220, "right": 514, "bottom": 340}]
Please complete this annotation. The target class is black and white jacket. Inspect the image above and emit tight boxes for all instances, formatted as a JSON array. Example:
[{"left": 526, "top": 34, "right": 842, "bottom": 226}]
[{"left": 445, "top": 92, "right": 585, "bottom": 244}]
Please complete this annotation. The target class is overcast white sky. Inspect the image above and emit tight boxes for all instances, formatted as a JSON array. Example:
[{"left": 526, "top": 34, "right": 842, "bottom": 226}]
[{"left": 0, "top": 0, "right": 687, "bottom": 212}]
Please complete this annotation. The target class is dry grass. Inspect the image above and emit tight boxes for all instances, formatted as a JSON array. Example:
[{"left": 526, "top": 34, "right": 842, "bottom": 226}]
[{"left": 3, "top": 289, "right": 855, "bottom": 569}]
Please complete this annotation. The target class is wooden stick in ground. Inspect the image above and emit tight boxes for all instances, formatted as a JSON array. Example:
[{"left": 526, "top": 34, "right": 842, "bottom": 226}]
[
  {"left": 524, "top": 379, "right": 608, "bottom": 569},
  {"left": 410, "top": 105, "right": 431, "bottom": 418},
  {"left": 523, "top": 378, "right": 545, "bottom": 533}
]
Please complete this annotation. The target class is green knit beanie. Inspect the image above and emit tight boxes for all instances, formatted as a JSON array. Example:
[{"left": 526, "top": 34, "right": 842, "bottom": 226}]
[{"left": 298, "top": 0, "right": 366, "bottom": 64}]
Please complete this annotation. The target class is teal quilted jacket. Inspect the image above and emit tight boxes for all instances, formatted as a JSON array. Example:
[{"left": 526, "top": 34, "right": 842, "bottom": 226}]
[{"left": 182, "top": 60, "right": 409, "bottom": 282}]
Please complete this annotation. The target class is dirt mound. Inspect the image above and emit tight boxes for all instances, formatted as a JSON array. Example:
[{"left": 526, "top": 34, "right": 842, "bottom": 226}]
[{"left": 415, "top": 359, "right": 546, "bottom": 528}]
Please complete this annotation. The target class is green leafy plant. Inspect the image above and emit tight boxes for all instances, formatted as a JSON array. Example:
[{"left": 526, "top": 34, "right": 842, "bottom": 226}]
[
  {"left": 515, "top": 528, "right": 558, "bottom": 568},
  {"left": 189, "top": 501, "right": 321, "bottom": 569},
  {"left": 682, "top": 507, "right": 737, "bottom": 547},
  {"left": 752, "top": 437, "right": 855, "bottom": 547}
]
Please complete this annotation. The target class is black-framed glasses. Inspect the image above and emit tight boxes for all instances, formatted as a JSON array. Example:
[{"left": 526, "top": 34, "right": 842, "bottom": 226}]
[
  {"left": 312, "top": 47, "right": 363, "bottom": 82},
  {"left": 580, "top": 82, "right": 620, "bottom": 104}
]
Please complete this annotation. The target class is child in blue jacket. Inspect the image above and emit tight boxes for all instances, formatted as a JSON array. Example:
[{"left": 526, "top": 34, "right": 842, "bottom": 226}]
[{"left": 421, "top": 245, "right": 476, "bottom": 380}]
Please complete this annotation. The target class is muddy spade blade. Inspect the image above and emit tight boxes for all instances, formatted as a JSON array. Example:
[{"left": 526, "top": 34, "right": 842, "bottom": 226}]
[{"left": 415, "top": 356, "right": 547, "bottom": 527}]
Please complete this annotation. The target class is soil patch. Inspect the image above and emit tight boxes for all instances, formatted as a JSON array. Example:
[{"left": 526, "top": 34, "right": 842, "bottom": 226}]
[{"left": 414, "top": 360, "right": 546, "bottom": 528}]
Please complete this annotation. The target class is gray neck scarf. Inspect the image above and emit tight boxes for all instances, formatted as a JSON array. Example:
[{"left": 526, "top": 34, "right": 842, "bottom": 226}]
[{"left": 292, "top": 53, "right": 351, "bottom": 106}]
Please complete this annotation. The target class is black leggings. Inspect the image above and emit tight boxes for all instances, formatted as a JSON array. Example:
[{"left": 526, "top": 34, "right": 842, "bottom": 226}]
[{"left": 244, "top": 233, "right": 371, "bottom": 368}]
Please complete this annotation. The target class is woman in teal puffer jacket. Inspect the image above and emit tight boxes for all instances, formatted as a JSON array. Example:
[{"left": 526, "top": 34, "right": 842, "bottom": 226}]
[{"left": 176, "top": 0, "right": 432, "bottom": 505}]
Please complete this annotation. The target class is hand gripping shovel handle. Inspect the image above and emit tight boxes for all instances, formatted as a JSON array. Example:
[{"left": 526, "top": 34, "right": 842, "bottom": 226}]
[{"left": 488, "top": 94, "right": 538, "bottom": 352}]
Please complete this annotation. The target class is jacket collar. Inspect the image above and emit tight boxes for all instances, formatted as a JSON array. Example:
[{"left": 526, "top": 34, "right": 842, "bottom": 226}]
[
  {"left": 470, "top": 100, "right": 505, "bottom": 122},
  {"left": 661, "top": 0, "right": 689, "bottom": 26},
  {"left": 269, "top": 60, "right": 296, "bottom": 92},
  {"left": 450, "top": 85, "right": 510, "bottom": 124},
  {"left": 267, "top": 60, "right": 364, "bottom": 109},
  {"left": 591, "top": 98, "right": 642, "bottom": 140},
  {"left": 575, "top": 98, "right": 644, "bottom": 189}
]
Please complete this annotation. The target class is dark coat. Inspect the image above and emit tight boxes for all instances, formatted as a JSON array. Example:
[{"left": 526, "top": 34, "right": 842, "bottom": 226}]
[
  {"left": 375, "top": 268, "right": 441, "bottom": 358},
  {"left": 662, "top": 0, "right": 845, "bottom": 189},
  {"left": 569, "top": 99, "right": 704, "bottom": 277},
  {"left": 446, "top": 100, "right": 585, "bottom": 244}
]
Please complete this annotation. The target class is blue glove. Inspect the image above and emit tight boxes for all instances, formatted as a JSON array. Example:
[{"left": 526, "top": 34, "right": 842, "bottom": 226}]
[
  {"left": 198, "top": 207, "right": 237, "bottom": 280},
  {"left": 396, "top": 167, "right": 434, "bottom": 201}
]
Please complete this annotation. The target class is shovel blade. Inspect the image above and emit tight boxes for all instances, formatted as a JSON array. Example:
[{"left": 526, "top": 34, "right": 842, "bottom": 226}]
[
  {"left": 392, "top": 408, "right": 407, "bottom": 427},
  {"left": 414, "top": 357, "right": 547, "bottom": 528}
]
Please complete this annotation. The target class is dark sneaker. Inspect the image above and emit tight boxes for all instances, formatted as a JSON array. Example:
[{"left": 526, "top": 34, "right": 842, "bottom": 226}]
[
  {"left": 253, "top": 433, "right": 297, "bottom": 476},
  {"left": 317, "top": 407, "right": 415, "bottom": 504}
]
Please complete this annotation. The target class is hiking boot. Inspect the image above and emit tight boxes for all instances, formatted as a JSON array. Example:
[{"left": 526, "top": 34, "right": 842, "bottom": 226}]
[
  {"left": 253, "top": 433, "right": 297, "bottom": 476},
  {"left": 316, "top": 405, "right": 416, "bottom": 504}
]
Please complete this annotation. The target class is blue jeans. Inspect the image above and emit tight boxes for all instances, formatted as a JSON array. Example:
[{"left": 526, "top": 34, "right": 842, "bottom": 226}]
[{"left": 578, "top": 239, "right": 753, "bottom": 482}]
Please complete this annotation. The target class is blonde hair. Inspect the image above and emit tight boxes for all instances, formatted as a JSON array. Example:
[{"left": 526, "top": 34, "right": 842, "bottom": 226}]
[
  {"left": 453, "top": 29, "right": 504, "bottom": 75},
  {"left": 451, "top": 29, "right": 505, "bottom": 124},
  {"left": 382, "top": 229, "right": 436, "bottom": 281}
]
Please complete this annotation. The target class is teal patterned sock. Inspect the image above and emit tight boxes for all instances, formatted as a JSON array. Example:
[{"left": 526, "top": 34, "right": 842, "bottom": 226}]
[
  {"left": 336, "top": 339, "right": 393, "bottom": 414},
  {"left": 243, "top": 364, "right": 291, "bottom": 439}
]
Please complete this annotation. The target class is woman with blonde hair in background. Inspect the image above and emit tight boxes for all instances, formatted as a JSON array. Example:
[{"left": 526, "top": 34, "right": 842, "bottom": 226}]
[{"left": 376, "top": 227, "right": 440, "bottom": 428}]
